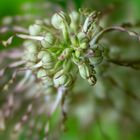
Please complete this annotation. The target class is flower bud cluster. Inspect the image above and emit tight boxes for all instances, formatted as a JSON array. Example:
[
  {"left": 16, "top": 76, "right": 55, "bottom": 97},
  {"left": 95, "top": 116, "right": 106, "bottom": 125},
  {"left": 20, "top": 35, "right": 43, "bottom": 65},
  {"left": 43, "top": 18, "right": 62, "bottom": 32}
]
[{"left": 22, "top": 10, "right": 103, "bottom": 90}]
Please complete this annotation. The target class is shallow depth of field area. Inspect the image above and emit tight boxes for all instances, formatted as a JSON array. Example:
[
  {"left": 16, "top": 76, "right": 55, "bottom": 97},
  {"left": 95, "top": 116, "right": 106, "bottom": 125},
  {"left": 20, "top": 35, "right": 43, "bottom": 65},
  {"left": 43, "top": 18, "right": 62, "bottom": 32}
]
[{"left": 0, "top": 0, "right": 140, "bottom": 140}]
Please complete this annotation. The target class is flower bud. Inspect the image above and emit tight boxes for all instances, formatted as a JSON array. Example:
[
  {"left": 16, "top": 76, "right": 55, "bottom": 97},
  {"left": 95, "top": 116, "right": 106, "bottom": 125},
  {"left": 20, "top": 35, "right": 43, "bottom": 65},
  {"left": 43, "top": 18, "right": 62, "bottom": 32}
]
[
  {"left": 38, "top": 51, "right": 54, "bottom": 69},
  {"left": 24, "top": 41, "right": 38, "bottom": 53},
  {"left": 77, "top": 32, "right": 88, "bottom": 43},
  {"left": 41, "top": 33, "right": 54, "bottom": 48},
  {"left": 69, "top": 11, "right": 79, "bottom": 31},
  {"left": 51, "top": 11, "right": 71, "bottom": 29},
  {"left": 82, "top": 11, "right": 98, "bottom": 33},
  {"left": 23, "top": 53, "right": 37, "bottom": 62},
  {"left": 29, "top": 24, "right": 41, "bottom": 36},
  {"left": 80, "top": 42, "right": 87, "bottom": 49},
  {"left": 72, "top": 54, "right": 81, "bottom": 65},
  {"left": 93, "top": 49, "right": 102, "bottom": 57},
  {"left": 38, "top": 51, "right": 53, "bottom": 63},
  {"left": 75, "top": 50, "right": 81, "bottom": 58},
  {"left": 63, "top": 60, "right": 72, "bottom": 72},
  {"left": 53, "top": 70, "right": 72, "bottom": 88},
  {"left": 71, "top": 35, "right": 78, "bottom": 46},
  {"left": 42, "top": 76, "right": 53, "bottom": 87},
  {"left": 37, "top": 69, "right": 47, "bottom": 78},
  {"left": 78, "top": 63, "right": 90, "bottom": 79},
  {"left": 89, "top": 56, "right": 103, "bottom": 65}
]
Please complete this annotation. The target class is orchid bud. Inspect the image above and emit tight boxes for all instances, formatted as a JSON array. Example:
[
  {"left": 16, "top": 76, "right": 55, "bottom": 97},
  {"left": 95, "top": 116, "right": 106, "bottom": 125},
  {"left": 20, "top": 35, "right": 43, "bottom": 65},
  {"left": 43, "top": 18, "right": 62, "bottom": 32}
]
[
  {"left": 69, "top": 11, "right": 79, "bottom": 31},
  {"left": 37, "top": 69, "right": 47, "bottom": 78},
  {"left": 71, "top": 35, "right": 78, "bottom": 46},
  {"left": 78, "top": 63, "right": 90, "bottom": 79},
  {"left": 82, "top": 11, "right": 98, "bottom": 33},
  {"left": 38, "top": 51, "right": 54, "bottom": 69},
  {"left": 63, "top": 60, "right": 72, "bottom": 72},
  {"left": 77, "top": 32, "right": 88, "bottom": 43},
  {"left": 41, "top": 33, "right": 54, "bottom": 48},
  {"left": 29, "top": 24, "right": 41, "bottom": 35},
  {"left": 80, "top": 42, "right": 87, "bottom": 49},
  {"left": 93, "top": 49, "right": 102, "bottom": 57},
  {"left": 75, "top": 50, "right": 81, "bottom": 58},
  {"left": 24, "top": 53, "right": 37, "bottom": 62},
  {"left": 72, "top": 54, "right": 81, "bottom": 65},
  {"left": 89, "top": 56, "right": 103, "bottom": 65},
  {"left": 51, "top": 11, "right": 71, "bottom": 29},
  {"left": 24, "top": 41, "right": 38, "bottom": 53},
  {"left": 38, "top": 51, "right": 53, "bottom": 63},
  {"left": 42, "top": 76, "right": 53, "bottom": 87},
  {"left": 53, "top": 70, "right": 72, "bottom": 88}
]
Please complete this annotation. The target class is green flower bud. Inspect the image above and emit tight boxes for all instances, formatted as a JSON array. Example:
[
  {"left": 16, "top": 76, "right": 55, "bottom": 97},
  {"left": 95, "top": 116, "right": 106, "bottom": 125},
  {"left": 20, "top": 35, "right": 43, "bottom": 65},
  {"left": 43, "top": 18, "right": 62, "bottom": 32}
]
[
  {"left": 38, "top": 51, "right": 53, "bottom": 63},
  {"left": 87, "top": 75, "right": 96, "bottom": 86},
  {"left": 71, "top": 35, "right": 78, "bottom": 46},
  {"left": 89, "top": 56, "right": 103, "bottom": 65},
  {"left": 42, "top": 76, "right": 53, "bottom": 87},
  {"left": 82, "top": 11, "right": 98, "bottom": 33},
  {"left": 41, "top": 33, "right": 54, "bottom": 48},
  {"left": 75, "top": 50, "right": 81, "bottom": 58},
  {"left": 69, "top": 11, "right": 79, "bottom": 31},
  {"left": 51, "top": 11, "right": 71, "bottom": 29},
  {"left": 24, "top": 53, "right": 37, "bottom": 62},
  {"left": 53, "top": 70, "right": 72, "bottom": 88},
  {"left": 72, "top": 54, "right": 81, "bottom": 65},
  {"left": 37, "top": 69, "right": 47, "bottom": 78},
  {"left": 78, "top": 63, "right": 90, "bottom": 79},
  {"left": 63, "top": 60, "right": 72, "bottom": 72},
  {"left": 80, "top": 42, "right": 87, "bottom": 49},
  {"left": 93, "top": 49, "right": 102, "bottom": 57},
  {"left": 77, "top": 32, "right": 88, "bottom": 42},
  {"left": 29, "top": 24, "right": 41, "bottom": 35},
  {"left": 38, "top": 51, "right": 54, "bottom": 69},
  {"left": 24, "top": 41, "right": 38, "bottom": 53},
  {"left": 69, "top": 11, "right": 79, "bottom": 22}
]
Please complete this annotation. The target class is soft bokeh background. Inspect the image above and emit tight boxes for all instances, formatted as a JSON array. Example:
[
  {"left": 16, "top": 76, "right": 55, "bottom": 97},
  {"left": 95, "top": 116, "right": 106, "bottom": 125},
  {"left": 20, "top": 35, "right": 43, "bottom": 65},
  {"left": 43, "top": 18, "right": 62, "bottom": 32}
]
[{"left": 0, "top": 0, "right": 140, "bottom": 140}]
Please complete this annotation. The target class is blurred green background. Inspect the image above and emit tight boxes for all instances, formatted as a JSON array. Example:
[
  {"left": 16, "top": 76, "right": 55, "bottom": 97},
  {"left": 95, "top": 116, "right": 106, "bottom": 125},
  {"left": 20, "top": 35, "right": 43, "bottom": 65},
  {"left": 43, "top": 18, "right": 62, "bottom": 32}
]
[{"left": 0, "top": 0, "right": 140, "bottom": 140}]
